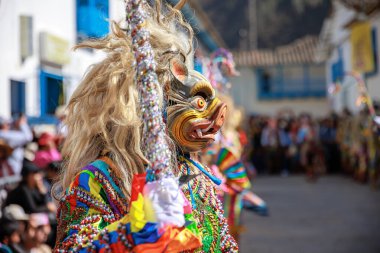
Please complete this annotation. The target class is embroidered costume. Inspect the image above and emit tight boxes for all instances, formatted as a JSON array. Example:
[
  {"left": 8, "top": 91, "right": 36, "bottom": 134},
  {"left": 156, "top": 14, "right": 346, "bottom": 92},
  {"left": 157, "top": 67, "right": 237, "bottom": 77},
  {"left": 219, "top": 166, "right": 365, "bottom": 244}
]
[{"left": 55, "top": 158, "right": 201, "bottom": 252}]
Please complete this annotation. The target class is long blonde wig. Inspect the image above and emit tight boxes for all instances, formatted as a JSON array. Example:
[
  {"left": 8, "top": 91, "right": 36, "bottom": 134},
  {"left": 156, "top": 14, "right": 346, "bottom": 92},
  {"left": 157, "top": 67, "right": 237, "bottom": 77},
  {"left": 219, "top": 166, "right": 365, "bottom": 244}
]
[{"left": 57, "top": 1, "right": 193, "bottom": 199}]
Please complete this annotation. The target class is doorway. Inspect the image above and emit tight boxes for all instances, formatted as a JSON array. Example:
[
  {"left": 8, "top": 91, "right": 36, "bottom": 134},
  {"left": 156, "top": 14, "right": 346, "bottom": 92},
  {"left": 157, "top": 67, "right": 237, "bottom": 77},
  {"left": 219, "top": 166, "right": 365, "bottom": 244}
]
[
  {"left": 10, "top": 80, "right": 26, "bottom": 117},
  {"left": 39, "top": 70, "right": 64, "bottom": 115}
]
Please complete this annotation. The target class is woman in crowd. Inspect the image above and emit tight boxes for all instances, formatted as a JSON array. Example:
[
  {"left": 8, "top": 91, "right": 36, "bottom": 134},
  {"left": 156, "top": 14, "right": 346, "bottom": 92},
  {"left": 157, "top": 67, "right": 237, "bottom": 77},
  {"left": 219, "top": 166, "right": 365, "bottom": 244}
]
[
  {"left": 0, "top": 219, "right": 21, "bottom": 253},
  {"left": 6, "top": 161, "right": 56, "bottom": 214}
]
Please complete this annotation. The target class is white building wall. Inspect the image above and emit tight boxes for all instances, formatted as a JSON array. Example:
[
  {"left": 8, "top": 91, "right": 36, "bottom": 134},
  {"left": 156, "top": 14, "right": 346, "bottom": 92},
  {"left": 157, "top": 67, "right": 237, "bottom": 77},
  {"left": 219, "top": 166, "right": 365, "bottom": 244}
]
[
  {"left": 230, "top": 67, "right": 329, "bottom": 118},
  {"left": 329, "top": 1, "right": 355, "bottom": 47},
  {"left": 0, "top": 0, "right": 125, "bottom": 118},
  {"left": 0, "top": 0, "right": 75, "bottom": 117}
]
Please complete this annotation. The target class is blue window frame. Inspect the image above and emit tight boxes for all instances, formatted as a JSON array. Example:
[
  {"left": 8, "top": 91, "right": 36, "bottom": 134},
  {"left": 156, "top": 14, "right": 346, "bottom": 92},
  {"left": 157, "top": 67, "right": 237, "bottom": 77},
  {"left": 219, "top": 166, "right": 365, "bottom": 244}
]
[
  {"left": 76, "top": 0, "right": 109, "bottom": 42},
  {"left": 257, "top": 64, "right": 326, "bottom": 99},
  {"left": 10, "top": 80, "right": 26, "bottom": 117},
  {"left": 331, "top": 47, "right": 344, "bottom": 82},
  {"left": 39, "top": 70, "right": 64, "bottom": 115}
]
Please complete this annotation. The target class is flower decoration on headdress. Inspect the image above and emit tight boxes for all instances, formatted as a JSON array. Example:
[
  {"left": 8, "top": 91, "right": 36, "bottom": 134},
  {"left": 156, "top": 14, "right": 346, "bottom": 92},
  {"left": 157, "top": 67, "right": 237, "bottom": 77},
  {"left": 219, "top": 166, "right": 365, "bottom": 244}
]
[{"left": 206, "top": 48, "right": 239, "bottom": 94}]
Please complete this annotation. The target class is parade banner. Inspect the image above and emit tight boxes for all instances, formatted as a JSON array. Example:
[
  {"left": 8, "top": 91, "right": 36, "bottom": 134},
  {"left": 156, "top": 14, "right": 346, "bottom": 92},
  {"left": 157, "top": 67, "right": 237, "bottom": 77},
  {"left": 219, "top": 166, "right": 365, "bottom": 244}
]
[{"left": 350, "top": 21, "right": 374, "bottom": 73}]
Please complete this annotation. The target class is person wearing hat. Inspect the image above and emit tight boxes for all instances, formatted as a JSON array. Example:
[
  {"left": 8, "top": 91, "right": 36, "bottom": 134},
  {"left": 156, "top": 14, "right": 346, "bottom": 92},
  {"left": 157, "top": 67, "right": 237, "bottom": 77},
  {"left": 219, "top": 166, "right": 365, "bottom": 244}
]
[
  {"left": 2, "top": 204, "right": 29, "bottom": 222},
  {"left": 0, "top": 115, "right": 33, "bottom": 175},
  {"left": 0, "top": 204, "right": 29, "bottom": 253},
  {"left": 33, "top": 132, "right": 62, "bottom": 170},
  {"left": 5, "top": 161, "right": 55, "bottom": 214}
]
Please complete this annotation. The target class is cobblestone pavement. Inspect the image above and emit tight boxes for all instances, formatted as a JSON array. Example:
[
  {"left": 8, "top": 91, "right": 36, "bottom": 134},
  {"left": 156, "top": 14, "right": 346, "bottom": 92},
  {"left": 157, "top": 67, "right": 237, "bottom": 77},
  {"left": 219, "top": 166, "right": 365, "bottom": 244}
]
[{"left": 239, "top": 176, "right": 380, "bottom": 253}]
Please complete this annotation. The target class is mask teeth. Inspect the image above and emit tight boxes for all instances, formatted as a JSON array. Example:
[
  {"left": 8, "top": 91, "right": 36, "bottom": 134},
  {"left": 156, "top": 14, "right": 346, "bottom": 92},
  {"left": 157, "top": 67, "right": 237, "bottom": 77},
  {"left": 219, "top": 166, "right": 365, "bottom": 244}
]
[{"left": 202, "top": 120, "right": 214, "bottom": 133}]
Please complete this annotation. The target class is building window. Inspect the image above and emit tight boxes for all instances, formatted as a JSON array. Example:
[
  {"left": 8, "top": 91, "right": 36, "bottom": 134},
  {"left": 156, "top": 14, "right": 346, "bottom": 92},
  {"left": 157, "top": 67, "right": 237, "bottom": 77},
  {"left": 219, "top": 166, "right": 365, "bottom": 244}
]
[
  {"left": 331, "top": 47, "right": 344, "bottom": 82},
  {"left": 10, "top": 80, "right": 26, "bottom": 117},
  {"left": 19, "top": 16, "right": 33, "bottom": 63},
  {"left": 283, "top": 66, "right": 305, "bottom": 96},
  {"left": 257, "top": 64, "right": 326, "bottom": 99},
  {"left": 309, "top": 64, "right": 326, "bottom": 95},
  {"left": 257, "top": 67, "right": 278, "bottom": 96},
  {"left": 39, "top": 71, "right": 64, "bottom": 115},
  {"left": 76, "top": 0, "right": 109, "bottom": 42}
]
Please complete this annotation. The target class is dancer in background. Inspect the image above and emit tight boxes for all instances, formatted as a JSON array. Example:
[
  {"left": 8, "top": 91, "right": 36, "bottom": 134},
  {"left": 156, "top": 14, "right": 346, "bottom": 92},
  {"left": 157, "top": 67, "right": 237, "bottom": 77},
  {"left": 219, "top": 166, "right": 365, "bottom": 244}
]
[
  {"left": 214, "top": 95, "right": 268, "bottom": 241},
  {"left": 197, "top": 48, "right": 268, "bottom": 243}
]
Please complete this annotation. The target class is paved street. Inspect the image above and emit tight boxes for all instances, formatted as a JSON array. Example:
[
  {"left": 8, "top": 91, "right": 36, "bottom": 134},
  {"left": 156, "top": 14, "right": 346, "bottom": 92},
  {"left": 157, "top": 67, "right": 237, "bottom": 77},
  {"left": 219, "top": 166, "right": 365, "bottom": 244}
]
[{"left": 239, "top": 176, "right": 380, "bottom": 253}]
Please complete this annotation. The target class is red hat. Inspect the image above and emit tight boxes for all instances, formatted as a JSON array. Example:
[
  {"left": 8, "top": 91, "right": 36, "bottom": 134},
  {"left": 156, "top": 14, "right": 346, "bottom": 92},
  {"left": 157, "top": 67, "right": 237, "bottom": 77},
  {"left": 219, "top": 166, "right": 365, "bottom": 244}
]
[{"left": 38, "top": 132, "right": 55, "bottom": 146}]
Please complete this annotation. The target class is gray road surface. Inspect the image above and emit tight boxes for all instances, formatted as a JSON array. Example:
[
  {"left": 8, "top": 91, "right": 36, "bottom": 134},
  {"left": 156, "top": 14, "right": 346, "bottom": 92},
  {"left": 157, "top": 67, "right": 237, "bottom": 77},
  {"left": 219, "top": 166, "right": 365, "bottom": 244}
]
[{"left": 239, "top": 176, "right": 380, "bottom": 253}]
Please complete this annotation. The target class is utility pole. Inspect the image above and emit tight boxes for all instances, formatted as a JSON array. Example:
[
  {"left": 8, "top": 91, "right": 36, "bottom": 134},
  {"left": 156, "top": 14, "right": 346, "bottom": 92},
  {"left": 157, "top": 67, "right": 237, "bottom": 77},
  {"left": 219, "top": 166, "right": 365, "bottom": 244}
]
[{"left": 248, "top": 0, "right": 258, "bottom": 50}]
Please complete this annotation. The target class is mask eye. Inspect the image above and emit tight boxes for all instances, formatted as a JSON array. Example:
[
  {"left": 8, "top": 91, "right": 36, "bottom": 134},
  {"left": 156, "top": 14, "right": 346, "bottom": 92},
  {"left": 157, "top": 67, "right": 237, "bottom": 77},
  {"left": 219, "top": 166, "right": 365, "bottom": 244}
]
[{"left": 191, "top": 96, "right": 207, "bottom": 111}]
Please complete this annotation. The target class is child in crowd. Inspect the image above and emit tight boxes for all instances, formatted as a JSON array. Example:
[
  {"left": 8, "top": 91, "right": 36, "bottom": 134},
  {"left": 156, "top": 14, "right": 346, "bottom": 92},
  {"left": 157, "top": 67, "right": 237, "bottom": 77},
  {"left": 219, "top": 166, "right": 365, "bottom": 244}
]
[{"left": 0, "top": 219, "right": 21, "bottom": 253}]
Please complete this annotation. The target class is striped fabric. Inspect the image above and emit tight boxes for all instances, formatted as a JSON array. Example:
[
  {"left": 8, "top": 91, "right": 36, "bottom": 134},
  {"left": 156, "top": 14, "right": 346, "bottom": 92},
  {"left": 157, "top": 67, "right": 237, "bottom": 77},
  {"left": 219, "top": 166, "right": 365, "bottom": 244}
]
[{"left": 216, "top": 148, "right": 251, "bottom": 189}]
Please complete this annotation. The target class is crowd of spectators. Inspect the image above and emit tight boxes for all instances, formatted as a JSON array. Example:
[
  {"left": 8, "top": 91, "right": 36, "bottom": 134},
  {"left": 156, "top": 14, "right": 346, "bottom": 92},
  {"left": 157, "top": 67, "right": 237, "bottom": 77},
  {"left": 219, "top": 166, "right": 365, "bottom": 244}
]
[
  {"left": 245, "top": 107, "right": 380, "bottom": 184},
  {"left": 0, "top": 111, "right": 65, "bottom": 253}
]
